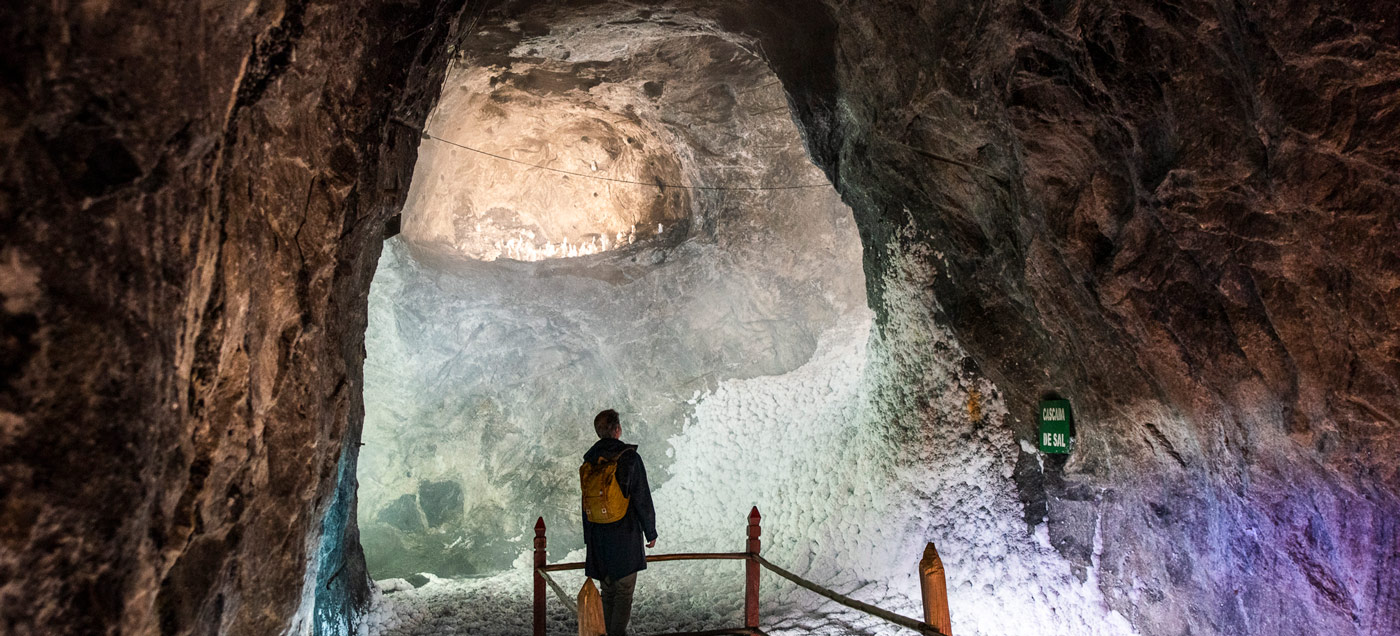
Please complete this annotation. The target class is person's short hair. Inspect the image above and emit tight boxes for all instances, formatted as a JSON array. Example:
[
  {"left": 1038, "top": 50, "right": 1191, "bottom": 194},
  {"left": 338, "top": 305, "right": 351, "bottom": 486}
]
[{"left": 594, "top": 409, "right": 621, "bottom": 439}]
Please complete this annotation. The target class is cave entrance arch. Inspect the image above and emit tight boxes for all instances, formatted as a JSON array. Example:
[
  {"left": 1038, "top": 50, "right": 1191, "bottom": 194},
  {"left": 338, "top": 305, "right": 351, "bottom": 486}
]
[{"left": 353, "top": 4, "right": 870, "bottom": 585}]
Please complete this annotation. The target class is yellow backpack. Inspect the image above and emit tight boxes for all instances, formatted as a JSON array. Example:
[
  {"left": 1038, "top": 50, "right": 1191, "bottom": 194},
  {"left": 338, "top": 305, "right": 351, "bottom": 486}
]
[{"left": 580, "top": 450, "right": 632, "bottom": 524}]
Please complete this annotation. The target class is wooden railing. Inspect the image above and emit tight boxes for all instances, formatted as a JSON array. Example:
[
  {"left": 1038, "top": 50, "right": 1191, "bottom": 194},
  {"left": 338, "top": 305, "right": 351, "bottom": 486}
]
[{"left": 532, "top": 507, "right": 953, "bottom": 636}]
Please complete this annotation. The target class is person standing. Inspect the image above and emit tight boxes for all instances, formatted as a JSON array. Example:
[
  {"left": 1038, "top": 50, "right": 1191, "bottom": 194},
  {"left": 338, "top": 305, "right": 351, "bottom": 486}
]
[{"left": 580, "top": 409, "right": 658, "bottom": 636}]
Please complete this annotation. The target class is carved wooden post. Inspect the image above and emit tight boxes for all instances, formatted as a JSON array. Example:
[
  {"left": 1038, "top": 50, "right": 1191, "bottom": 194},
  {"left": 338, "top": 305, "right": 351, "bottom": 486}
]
[
  {"left": 919, "top": 542, "right": 952, "bottom": 636},
  {"left": 745, "top": 506, "right": 762, "bottom": 629},
  {"left": 534, "top": 517, "right": 547, "bottom": 636},
  {"left": 578, "top": 579, "right": 606, "bottom": 636}
]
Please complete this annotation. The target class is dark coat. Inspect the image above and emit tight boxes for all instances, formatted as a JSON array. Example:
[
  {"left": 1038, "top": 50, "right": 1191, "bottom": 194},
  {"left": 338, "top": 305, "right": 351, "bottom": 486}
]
[{"left": 582, "top": 438, "right": 658, "bottom": 581}]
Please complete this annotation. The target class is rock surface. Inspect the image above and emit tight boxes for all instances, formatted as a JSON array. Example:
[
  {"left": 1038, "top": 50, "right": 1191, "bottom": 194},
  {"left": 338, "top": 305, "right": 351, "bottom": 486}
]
[
  {"left": 1, "top": 1, "right": 467, "bottom": 634},
  {"left": 1, "top": 1, "right": 1396, "bottom": 635},
  {"left": 788, "top": 1, "right": 1400, "bottom": 635}
]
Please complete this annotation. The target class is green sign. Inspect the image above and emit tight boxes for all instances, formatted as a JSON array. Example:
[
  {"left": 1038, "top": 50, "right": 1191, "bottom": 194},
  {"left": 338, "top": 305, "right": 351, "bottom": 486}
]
[{"left": 1037, "top": 399, "right": 1075, "bottom": 454}]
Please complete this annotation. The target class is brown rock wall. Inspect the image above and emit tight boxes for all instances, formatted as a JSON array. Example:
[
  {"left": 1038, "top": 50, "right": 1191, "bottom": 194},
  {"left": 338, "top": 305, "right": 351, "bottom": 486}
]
[
  {"left": 783, "top": 0, "right": 1399, "bottom": 633},
  {"left": 1, "top": 1, "right": 462, "bottom": 633}
]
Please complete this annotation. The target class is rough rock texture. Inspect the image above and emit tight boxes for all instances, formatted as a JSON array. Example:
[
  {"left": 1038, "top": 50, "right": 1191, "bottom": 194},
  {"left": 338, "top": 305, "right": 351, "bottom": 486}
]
[
  {"left": 789, "top": 1, "right": 1400, "bottom": 635},
  {"left": 3, "top": 1, "right": 1397, "bottom": 635},
  {"left": 0, "top": 1, "right": 466, "bottom": 634},
  {"left": 401, "top": 58, "right": 691, "bottom": 260}
]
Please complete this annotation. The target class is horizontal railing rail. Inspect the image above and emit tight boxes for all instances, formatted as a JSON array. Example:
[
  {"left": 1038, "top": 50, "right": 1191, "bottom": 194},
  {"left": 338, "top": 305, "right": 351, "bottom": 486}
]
[
  {"left": 752, "top": 554, "right": 947, "bottom": 636},
  {"left": 540, "top": 552, "right": 750, "bottom": 573},
  {"left": 647, "top": 629, "right": 766, "bottom": 636},
  {"left": 532, "top": 507, "right": 953, "bottom": 636}
]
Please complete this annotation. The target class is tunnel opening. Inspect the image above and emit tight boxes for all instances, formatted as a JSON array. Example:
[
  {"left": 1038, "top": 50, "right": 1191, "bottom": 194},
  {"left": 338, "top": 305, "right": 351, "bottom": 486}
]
[
  {"left": 332, "top": 5, "right": 1149, "bottom": 636},
  {"left": 350, "top": 5, "right": 874, "bottom": 629},
  {"left": 324, "top": 4, "right": 1166, "bottom": 635}
]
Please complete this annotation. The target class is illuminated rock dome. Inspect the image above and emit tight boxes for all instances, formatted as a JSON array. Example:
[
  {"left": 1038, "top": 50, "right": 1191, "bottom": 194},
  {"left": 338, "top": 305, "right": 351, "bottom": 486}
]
[{"left": 402, "top": 60, "right": 690, "bottom": 261}]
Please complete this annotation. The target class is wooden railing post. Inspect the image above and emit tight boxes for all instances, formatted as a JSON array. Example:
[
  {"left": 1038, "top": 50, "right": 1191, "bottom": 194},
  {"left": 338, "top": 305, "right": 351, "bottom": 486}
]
[
  {"left": 745, "top": 506, "right": 762, "bottom": 629},
  {"left": 919, "top": 542, "right": 952, "bottom": 636},
  {"left": 534, "top": 517, "right": 547, "bottom": 636}
]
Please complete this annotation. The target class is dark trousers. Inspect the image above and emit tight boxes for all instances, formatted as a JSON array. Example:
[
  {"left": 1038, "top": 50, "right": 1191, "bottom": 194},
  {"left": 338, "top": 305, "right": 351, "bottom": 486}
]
[{"left": 599, "top": 572, "right": 638, "bottom": 636}]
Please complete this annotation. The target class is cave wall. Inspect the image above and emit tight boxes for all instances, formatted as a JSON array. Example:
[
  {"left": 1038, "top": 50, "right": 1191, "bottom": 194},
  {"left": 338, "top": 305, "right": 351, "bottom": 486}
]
[
  {"left": 0, "top": 1, "right": 465, "bottom": 633},
  {"left": 776, "top": 1, "right": 1399, "bottom": 634},
  {"left": 3, "top": 1, "right": 1397, "bottom": 635}
]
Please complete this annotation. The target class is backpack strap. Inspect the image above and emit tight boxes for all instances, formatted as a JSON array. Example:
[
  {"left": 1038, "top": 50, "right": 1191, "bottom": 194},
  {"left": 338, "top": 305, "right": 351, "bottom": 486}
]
[{"left": 598, "top": 447, "right": 635, "bottom": 464}]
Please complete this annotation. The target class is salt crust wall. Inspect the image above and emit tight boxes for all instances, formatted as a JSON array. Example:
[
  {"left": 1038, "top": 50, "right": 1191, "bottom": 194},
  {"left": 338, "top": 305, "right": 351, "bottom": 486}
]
[
  {"left": 356, "top": 18, "right": 869, "bottom": 583},
  {"left": 359, "top": 168, "right": 864, "bottom": 577},
  {"left": 363, "top": 239, "right": 1138, "bottom": 636}
]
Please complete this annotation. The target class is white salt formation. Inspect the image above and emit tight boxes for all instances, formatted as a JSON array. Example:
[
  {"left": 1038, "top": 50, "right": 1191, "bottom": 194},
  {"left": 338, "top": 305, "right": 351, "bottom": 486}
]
[
  {"left": 358, "top": 31, "right": 867, "bottom": 582},
  {"left": 363, "top": 248, "right": 1139, "bottom": 635},
  {"left": 400, "top": 55, "right": 688, "bottom": 264}
]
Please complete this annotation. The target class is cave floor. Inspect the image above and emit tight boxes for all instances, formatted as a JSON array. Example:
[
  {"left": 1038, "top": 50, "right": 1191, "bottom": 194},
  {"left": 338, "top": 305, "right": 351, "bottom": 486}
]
[{"left": 365, "top": 568, "right": 911, "bottom": 636}]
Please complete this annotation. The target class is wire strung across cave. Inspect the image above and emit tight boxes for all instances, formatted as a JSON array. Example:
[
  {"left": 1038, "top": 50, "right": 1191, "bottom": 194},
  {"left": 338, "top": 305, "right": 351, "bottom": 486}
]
[{"left": 414, "top": 128, "right": 834, "bottom": 192}]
